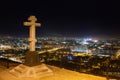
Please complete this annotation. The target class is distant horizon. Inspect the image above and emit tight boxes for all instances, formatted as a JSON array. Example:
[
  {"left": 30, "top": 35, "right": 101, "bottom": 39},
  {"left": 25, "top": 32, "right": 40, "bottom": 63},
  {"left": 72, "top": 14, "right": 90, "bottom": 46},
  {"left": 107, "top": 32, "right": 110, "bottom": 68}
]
[{"left": 0, "top": 33, "right": 119, "bottom": 40}]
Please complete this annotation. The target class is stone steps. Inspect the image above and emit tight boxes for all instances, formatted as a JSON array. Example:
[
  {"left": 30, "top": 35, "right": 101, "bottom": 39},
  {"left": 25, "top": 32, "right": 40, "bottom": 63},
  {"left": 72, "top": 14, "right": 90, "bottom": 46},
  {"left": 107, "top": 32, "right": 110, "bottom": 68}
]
[{"left": 9, "top": 64, "right": 53, "bottom": 78}]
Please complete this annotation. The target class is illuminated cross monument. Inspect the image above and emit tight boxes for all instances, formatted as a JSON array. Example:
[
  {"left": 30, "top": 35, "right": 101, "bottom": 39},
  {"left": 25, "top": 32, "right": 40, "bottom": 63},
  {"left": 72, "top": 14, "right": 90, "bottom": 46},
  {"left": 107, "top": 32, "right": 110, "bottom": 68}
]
[
  {"left": 23, "top": 15, "right": 41, "bottom": 66},
  {"left": 8, "top": 16, "right": 53, "bottom": 78},
  {"left": 24, "top": 15, "right": 41, "bottom": 51}
]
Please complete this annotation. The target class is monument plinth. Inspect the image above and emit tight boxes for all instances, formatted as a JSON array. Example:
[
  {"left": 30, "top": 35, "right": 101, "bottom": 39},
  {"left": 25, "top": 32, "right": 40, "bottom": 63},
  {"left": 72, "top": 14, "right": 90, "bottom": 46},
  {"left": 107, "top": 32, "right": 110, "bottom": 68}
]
[{"left": 25, "top": 51, "right": 40, "bottom": 66}]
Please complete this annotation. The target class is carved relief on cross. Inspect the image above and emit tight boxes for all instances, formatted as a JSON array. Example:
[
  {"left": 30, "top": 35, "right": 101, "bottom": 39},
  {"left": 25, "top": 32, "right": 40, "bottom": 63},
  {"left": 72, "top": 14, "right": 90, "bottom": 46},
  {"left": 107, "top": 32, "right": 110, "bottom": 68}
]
[{"left": 24, "top": 16, "right": 41, "bottom": 51}]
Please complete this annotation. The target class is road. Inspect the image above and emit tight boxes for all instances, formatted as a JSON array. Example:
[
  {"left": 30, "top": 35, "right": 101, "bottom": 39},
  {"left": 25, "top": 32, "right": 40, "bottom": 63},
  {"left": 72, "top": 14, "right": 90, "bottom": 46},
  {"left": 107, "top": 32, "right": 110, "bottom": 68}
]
[{"left": 38, "top": 47, "right": 63, "bottom": 54}]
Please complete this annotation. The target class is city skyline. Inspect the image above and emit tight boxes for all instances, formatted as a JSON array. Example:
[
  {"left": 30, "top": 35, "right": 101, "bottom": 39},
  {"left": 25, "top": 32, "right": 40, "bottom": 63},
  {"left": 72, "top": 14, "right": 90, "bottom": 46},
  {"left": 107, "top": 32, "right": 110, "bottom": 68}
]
[{"left": 0, "top": 0, "right": 120, "bottom": 38}]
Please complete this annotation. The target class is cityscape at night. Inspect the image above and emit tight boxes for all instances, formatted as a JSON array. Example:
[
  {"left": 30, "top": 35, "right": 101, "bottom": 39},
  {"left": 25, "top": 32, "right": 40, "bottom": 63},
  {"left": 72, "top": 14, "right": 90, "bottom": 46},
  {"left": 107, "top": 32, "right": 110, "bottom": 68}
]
[{"left": 0, "top": 0, "right": 120, "bottom": 80}]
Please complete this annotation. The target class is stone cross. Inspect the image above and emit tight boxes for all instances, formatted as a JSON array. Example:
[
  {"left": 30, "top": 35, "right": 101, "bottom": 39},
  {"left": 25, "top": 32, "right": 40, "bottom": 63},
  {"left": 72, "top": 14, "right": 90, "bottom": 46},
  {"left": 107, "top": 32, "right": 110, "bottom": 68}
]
[{"left": 24, "top": 16, "right": 41, "bottom": 51}]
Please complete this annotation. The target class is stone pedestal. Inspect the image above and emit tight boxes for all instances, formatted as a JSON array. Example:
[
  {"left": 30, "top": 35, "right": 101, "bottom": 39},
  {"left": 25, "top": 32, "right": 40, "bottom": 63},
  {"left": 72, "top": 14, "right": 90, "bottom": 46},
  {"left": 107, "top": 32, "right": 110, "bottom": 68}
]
[
  {"left": 9, "top": 64, "right": 53, "bottom": 78},
  {"left": 8, "top": 51, "right": 53, "bottom": 78},
  {"left": 24, "top": 51, "right": 40, "bottom": 66}
]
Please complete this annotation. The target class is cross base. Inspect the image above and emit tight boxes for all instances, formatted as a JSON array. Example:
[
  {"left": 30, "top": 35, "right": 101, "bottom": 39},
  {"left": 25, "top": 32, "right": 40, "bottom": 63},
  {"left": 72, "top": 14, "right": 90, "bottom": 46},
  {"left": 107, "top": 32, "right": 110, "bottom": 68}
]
[
  {"left": 24, "top": 51, "right": 41, "bottom": 66},
  {"left": 9, "top": 64, "right": 53, "bottom": 78}
]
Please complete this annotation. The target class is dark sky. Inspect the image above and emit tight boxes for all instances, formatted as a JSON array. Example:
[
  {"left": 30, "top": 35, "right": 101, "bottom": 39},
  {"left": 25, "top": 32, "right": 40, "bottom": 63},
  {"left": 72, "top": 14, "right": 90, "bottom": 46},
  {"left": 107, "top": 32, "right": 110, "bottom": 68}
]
[{"left": 0, "top": 0, "right": 119, "bottom": 38}]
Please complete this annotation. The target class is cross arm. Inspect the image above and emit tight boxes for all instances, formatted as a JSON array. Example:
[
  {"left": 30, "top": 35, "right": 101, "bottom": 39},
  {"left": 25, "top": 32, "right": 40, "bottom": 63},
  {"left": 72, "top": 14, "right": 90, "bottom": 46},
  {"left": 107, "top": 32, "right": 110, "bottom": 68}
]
[{"left": 24, "top": 22, "right": 41, "bottom": 27}]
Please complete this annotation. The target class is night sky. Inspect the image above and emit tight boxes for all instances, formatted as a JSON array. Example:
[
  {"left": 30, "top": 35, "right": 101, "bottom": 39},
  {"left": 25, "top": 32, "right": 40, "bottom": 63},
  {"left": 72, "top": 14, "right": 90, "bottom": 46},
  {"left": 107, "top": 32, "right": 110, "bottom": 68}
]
[{"left": 0, "top": 0, "right": 120, "bottom": 38}]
